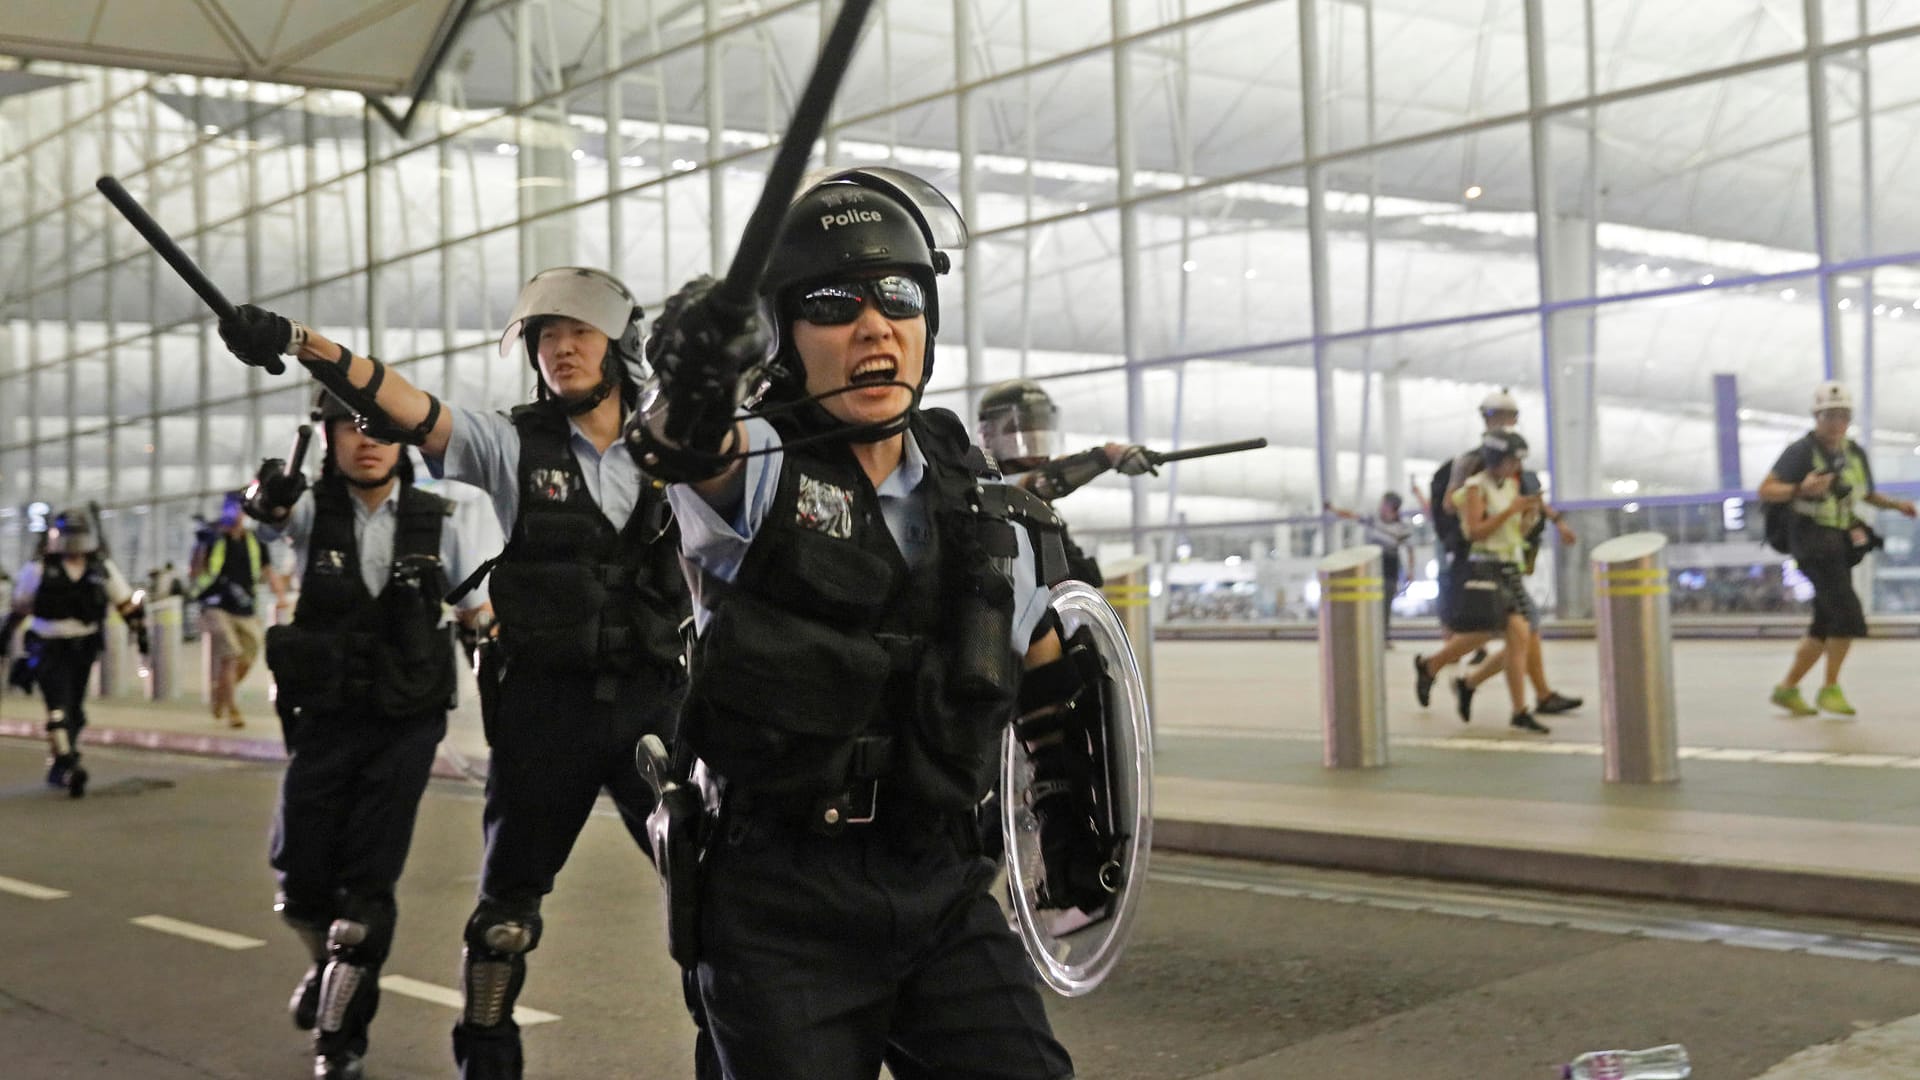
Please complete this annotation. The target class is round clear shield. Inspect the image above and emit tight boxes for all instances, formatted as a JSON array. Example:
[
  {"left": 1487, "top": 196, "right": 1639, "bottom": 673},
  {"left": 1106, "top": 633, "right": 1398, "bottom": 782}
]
[{"left": 1000, "top": 581, "right": 1154, "bottom": 997}]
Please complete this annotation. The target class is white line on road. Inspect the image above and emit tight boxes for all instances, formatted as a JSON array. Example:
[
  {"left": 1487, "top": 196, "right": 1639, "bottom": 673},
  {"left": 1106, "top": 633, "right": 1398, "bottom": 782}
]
[
  {"left": 379, "top": 975, "right": 560, "bottom": 1026},
  {"left": 0, "top": 875, "right": 69, "bottom": 900},
  {"left": 130, "top": 915, "right": 266, "bottom": 950}
]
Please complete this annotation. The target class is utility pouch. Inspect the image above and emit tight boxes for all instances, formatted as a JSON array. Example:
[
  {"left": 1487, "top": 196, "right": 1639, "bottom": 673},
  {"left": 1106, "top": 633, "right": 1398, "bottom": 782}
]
[
  {"left": 265, "top": 625, "right": 376, "bottom": 714},
  {"left": 474, "top": 636, "right": 505, "bottom": 746},
  {"left": 682, "top": 589, "right": 891, "bottom": 794},
  {"left": 489, "top": 562, "right": 608, "bottom": 672}
]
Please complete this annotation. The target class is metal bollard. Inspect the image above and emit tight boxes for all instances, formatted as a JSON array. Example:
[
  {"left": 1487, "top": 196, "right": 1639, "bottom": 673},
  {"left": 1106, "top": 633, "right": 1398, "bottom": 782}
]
[
  {"left": 1101, "top": 555, "right": 1155, "bottom": 721},
  {"left": 1591, "top": 532, "right": 1679, "bottom": 784},
  {"left": 94, "top": 614, "right": 132, "bottom": 698},
  {"left": 1318, "top": 545, "right": 1388, "bottom": 768},
  {"left": 146, "top": 595, "right": 184, "bottom": 702}
]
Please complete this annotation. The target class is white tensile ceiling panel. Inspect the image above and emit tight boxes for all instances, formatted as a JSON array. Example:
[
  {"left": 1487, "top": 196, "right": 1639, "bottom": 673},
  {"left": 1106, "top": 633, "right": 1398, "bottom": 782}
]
[{"left": 0, "top": 0, "right": 471, "bottom": 96}]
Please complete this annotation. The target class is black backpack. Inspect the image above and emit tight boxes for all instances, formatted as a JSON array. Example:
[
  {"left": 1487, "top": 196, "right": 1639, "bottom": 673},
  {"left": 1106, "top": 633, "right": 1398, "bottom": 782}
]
[
  {"left": 1763, "top": 501, "right": 1792, "bottom": 555},
  {"left": 1430, "top": 455, "right": 1477, "bottom": 559}
]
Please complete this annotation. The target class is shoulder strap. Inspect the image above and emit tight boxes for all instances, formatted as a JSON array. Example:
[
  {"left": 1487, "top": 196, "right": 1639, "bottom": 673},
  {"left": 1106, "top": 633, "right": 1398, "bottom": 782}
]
[
  {"left": 308, "top": 480, "right": 359, "bottom": 576},
  {"left": 395, "top": 485, "right": 451, "bottom": 560}
]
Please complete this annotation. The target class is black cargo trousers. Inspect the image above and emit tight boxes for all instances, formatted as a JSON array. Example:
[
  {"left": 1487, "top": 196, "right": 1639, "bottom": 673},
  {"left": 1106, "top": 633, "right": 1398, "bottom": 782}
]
[{"left": 452, "top": 660, "right": 688, "bottom": 1079}]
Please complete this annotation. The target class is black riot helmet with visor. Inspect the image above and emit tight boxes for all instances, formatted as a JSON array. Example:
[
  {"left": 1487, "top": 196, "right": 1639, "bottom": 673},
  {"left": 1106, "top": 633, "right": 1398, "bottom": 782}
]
[
  {"left": 976, "top": 379, "right": 1061, "bottom": 473},
  {"left": 317, "top": 389, "right": 413, "bottom": 488},
  {"left": 45, "top": 509, "right": 99, "bottom": 556},
  {"left": 750, "top": 168, "right": 967, "bottom": 437},
  {"left": 500, "top": 267, "right": 647, "bottom": 415}
]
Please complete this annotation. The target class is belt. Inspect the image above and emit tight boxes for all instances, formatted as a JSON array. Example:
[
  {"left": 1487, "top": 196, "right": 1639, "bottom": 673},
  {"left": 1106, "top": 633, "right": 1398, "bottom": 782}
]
[{"left": 728, "top": 779, "right": 883, "bottom": 838}]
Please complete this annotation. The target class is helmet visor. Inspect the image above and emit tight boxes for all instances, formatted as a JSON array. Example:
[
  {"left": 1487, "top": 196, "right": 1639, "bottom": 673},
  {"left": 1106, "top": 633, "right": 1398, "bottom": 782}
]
[
  {"left": 499, "top": 268, "right": 636, "bottom": 357},
  {"left": 980, "top": 397, "right": 1061, "bottom": 470}
]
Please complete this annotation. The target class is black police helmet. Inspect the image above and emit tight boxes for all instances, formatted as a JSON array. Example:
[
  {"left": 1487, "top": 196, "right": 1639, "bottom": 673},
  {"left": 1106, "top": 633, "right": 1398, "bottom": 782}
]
[
  {"left": 756, "top": 169, "right": 964, "bottom": 411},
  {"left": 45, "top": 509, "right": 99, "bottom": 556},
  {"left": 976, "top": 378, "right": 1061, "bottom": 472},
  {"left": 315, "top": 390, "right": 414, "bottom": 486}
]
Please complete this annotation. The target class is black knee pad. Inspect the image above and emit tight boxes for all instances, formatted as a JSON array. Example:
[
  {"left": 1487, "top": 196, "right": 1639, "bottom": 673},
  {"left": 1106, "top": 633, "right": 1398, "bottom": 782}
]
[
  {"left": 329, "top": 892, "right": 398, "bottom": 967},
  {"left": 463, "top": 899, "right": 542, "bottom": 958},
  {"left": 461, "top": 899, "right": 542, "bottom": 1030}
]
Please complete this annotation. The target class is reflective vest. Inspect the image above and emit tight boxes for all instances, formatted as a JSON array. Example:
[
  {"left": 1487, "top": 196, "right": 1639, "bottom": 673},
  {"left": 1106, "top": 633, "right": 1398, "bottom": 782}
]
[{"left": 194, "top": 532, "right": 265, "bottom": 614}]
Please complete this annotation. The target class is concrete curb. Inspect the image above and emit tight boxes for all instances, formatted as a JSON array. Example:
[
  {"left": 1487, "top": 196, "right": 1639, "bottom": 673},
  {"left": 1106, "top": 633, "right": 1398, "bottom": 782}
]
[
  {"left": 1, "top": 720, "right": 479, "bottom": 781},
  {"left": 1154, "top": 818, "right": 1920, "bottom": 928},
  {"left": 15, "top": 720, "right": 1919, "bottom": 925}
]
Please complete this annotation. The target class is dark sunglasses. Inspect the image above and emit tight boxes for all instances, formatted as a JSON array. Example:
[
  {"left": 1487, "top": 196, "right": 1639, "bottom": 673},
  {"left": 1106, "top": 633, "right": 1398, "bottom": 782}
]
[{"left": 794, "top": 275, "right": 926, "bottom": 325}]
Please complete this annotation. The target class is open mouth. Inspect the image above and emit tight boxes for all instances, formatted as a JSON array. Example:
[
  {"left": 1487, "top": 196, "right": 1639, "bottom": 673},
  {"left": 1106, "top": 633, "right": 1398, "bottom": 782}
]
[{"left": 849, "top": 357, "right": 898, "bottom": 387}]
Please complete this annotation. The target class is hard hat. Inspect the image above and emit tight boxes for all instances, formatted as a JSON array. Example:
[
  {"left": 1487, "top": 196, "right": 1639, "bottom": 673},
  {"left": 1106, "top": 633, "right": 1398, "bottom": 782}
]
[{"left": 1811, "top": 380, "right": 1854, "bottom": 414}]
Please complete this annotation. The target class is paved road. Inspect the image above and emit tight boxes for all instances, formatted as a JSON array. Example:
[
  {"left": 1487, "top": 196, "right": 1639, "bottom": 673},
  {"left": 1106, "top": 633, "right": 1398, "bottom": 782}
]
[{"left": 5, "top": 739, "right": 1920, "bottom": 1079}]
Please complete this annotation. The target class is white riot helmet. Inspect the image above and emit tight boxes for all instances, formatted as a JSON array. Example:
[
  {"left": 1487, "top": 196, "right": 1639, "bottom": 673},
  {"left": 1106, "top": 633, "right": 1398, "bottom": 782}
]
[
  {"left": 1479, "top": 387, "right": 1520, "bottom": 420},
  {"left": 45, "top": 509, "right": 100, "bottom": 556},
  {"left": 500, "top": 267, "right": 645, "bottom": 413},
  {"left": 1811, "top": 380, "right": 1854, "bottom": 414}
]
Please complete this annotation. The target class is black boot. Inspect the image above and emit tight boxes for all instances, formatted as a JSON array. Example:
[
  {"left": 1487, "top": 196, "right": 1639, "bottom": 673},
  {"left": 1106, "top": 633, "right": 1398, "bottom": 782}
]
[
  {"left": 291, "top": 966, "right": 322, "bottom": 1030},
  {"left": 314, "top": 1050, "right": 365, "bottom": 1080}
]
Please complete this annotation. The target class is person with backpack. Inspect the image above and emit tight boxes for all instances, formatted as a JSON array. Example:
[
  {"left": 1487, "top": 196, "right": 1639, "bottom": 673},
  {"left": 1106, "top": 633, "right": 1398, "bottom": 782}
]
[
  {"left": 1759, "top": 381, "right": 1915, "bottom": 716},
  {"left": 1413, "top": 431, "right": 1553, "bottom": 733}
]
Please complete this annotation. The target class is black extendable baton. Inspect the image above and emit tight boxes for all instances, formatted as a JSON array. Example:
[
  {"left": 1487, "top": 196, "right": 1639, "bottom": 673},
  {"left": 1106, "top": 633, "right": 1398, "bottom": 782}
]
[
  {"left": 715, "top": 0, "right": 877, "bottom": 311},
  {"left": 94, "top": 175, "right": 286, "bottom": 376},
  {"left": 1147, "top": 437, "right": 1269, "bottom": 466}
]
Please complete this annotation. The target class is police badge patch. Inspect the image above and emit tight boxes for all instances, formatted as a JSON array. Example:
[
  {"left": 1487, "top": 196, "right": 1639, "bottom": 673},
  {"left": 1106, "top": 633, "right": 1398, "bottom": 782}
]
[
  {"left": 530, "top": 468, "right": 572, "bottom": 503},
  {"left": 795, "top": 474, "right": 855, "bottom": 539},
  {"left": 312, "top": 549, "right": 349, "bottom": 576}
]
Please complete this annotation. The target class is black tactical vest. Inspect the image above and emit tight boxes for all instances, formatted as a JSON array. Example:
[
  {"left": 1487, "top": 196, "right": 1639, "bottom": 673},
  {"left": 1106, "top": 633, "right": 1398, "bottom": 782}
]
[
  {"left": 485, "top": 404, "right": 689, "bottom": 680},
  {"left": 32, "top": 556, "right": 110, "bottom": 624},
  {"left": 263, "top": 478, "right": 456, "bottom": 718},
  {"left": 681, "top": 408, "right": 1028, "bottom": 812}
]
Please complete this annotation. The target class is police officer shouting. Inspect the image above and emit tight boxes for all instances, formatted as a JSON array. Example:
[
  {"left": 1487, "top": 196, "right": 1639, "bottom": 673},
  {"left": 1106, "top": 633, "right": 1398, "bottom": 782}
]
[
  {"left": 215, "top": 266, "right": 692, "bottom": 1080},
  {"left": 8, "top": 509, "right": 147, "bottom": 798},
  {"left": 977, "top": 378, "right": 1155, "bottom": 586},
  {"left": 630, "top": 168, "right": 1076, "bottom": 1080},
  {"left": 247, "top": 393, "right": 491, "bottom": 1080}
]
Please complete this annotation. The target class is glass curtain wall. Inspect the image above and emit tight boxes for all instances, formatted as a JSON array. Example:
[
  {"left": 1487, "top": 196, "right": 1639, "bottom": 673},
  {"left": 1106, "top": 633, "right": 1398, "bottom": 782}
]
[{"left": 3, "top": 0, "right": 1920, "bottom": 621}]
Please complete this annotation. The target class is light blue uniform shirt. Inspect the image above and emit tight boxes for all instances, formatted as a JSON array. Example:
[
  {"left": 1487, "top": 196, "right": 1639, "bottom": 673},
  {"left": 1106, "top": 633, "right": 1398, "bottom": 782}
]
[
  {"left": 259, "top": 484, "right": 488, "bottom": 610},
  {"left": 667, "top": 417, "right": 1053, "bottom": 651},
  {"left": 432, "top": 404, "right": 643, "bottom": 537}
]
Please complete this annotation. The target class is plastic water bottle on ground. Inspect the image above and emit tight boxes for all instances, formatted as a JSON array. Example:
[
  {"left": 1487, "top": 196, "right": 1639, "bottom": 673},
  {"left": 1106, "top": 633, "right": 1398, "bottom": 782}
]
[{"left": 1561, "top": 1043, "right": 1690, "bottom": 1079}]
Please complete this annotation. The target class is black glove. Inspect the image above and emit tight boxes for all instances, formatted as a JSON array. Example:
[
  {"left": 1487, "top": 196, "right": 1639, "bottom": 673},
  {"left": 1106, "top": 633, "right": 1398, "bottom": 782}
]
[
  {"left": 644, "top": 275, "right": 769, "bottom": 454},
  {"left": 242, "top": 458, "right": 306, "bottom": 523},
  {"left": 128, "top": 614, "right": 151, "bottom": 657},
  {"left": 218, "top": 304, "right": 295, "bottom": 370},
  {"left": 1026, "top": 743, "right": 1119, "bottom": 913},
  {"left": 1112, "top": 445, "right": 1159, "bottom": 477}
]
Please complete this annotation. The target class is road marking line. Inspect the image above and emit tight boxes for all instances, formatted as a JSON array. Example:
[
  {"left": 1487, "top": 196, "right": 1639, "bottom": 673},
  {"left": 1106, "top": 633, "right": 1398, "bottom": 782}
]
[
  {"left": 130, "top": 915, "right": 266, "bottom": 950},
  {"left": 378, "top": 975, "right": 560, "bottom": 1025},
  {"left": 0, "top": 875, "right": 69, "bottom": 900}
]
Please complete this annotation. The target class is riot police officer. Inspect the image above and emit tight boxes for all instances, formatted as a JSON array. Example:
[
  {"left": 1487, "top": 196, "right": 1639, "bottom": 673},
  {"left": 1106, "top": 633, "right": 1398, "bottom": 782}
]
[
  {"left": 216, "top": 266, "right": 693, "bottom": 1080},
  {"left": 247, "top": 392, "right": 492, "bottom": 1080},
  {"left": 976, "top": 378, "right": 1156, "bottom": 586},
  {"left": 630, "top": 168, "right": 1078, "bottom": 1079},
  {"left": 7, "top": 509, "right": 147, "bottom": 798}
]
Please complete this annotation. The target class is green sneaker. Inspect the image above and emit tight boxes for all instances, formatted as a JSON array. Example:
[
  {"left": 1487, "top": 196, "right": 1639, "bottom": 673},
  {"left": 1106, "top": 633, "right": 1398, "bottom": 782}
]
[
  {"left": 1771, "top": 686, "right": 1818, "bottom": 716},
  {"left": 1815, "top": 685, "right": 1857, "bottom": 716}
]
